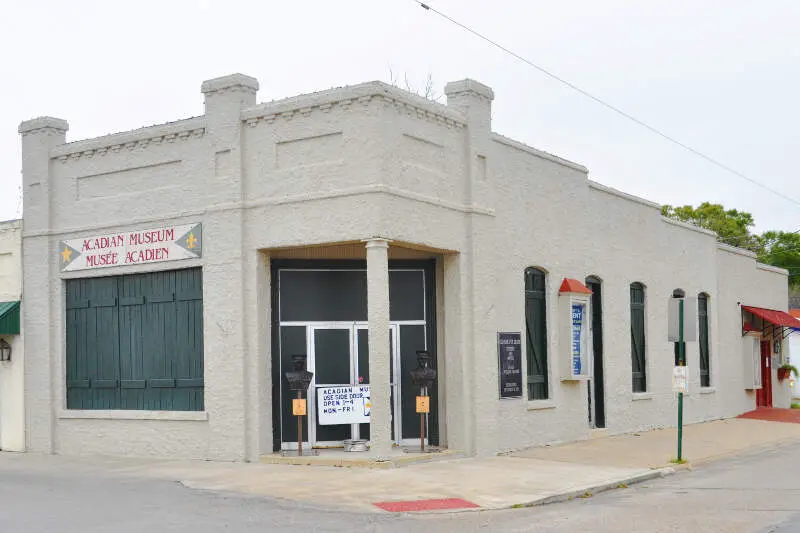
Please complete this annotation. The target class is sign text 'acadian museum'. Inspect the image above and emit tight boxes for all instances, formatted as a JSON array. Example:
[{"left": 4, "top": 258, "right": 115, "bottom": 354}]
[{"left": 59, "top": 223, "right": 202, "bottom": 272}]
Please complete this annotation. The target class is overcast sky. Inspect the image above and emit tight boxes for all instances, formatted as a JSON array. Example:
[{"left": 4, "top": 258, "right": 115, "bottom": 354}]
[{"left": 1, "top": 0, "right": 798, "bottom": 231}]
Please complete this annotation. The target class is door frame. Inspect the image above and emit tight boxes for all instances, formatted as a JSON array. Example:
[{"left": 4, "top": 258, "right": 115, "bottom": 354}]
[
  {"left": 586, "top": 276, "right": 605, "bottom": 428},
  {"left": 306, "top": 323, "right": 358, "bottom": 448},
  {"left": 758, "top": 340, "right": 773, "bottom": 408},
  {"left": 285, "top": 322, "right": 424, "bottom": 449},
  {"left": 270, "top": 259, "right": 438, "bottom": 452}
]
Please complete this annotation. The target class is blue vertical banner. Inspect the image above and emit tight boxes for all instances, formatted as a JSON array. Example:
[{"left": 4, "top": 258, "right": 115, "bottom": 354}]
[{"left": 572, "top": 304, "right": 584, "bottom": 375}]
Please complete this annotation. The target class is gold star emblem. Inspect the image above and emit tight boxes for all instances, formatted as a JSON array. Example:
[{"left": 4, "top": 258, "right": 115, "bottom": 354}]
[
  {"left": 185, "top": 233, "right": 198, "bottom": 249},
  {"left": 60, "top": 246, "right": 72, "bottom": 263}
]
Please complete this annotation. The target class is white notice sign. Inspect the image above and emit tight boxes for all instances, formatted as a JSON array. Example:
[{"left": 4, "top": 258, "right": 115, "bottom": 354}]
[
  {"left": 316, "top": 385, "right": 371, "bottom": 425},
  {"left": 672, "top": 366, "right": 689, "bottom": 393},
  {"left": 59, "top": 223, "right": 202, "bottom": 272}
]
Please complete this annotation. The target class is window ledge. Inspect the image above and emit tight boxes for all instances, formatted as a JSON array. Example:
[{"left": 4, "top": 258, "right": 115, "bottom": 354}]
[
  {"left": 527, "top": 400, "right": 556, "bottom": 411},
  {"left": 632, "top": 392, "right": 654, "bottom": 401},
  {"left": 58, "top": 410, "right": 208, "bottom": 421},
  {"left": 698, "top": 387, "right": 717, "bottom": 395}
]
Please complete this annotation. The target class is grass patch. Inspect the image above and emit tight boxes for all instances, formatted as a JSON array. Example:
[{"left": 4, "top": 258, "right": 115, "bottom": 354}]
[
  {"left": 577, "top": 491, "right": 593, "bottom": 499},
  {"left": 791, "top": 403, "right": 800, "bottom": 409},
  {"left": 510, "top": 503, "right": 524, "bottom": 509},
  {"left": 670, "top": 458, "right": 688, "bottom": 464},
  {"left": 616, "top": 483, "right": 629, "bottom": 489}
]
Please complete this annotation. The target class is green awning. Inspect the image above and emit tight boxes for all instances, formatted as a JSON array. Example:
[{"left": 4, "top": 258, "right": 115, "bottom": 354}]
[{"left": 0, "top": 301, "right": 20, "bottom": 335}]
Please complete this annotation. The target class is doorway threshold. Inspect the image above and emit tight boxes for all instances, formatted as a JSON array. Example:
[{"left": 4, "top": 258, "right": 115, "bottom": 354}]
[
  {"left": 589, "top": 428, "right": 609, "bottom": 439},
  {"left": 262, "top": 447, "right": 463, "bottom": 469}
]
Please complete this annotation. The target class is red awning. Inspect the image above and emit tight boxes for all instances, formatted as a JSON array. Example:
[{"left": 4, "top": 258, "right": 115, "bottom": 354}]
[
  {"left": 559, "top": 278, "right": 592, "bottom": 295},
  {"left": 741, "top": 306, "right": 800, "bottom": 329}
]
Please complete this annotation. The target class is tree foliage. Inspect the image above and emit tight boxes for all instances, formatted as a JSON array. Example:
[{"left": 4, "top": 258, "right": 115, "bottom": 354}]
[
  {"left": 661, "top": 202, "right": 799, "bottom": 287},
  {"left": 661, "top": 202, "right": 760, "bottom": 251},
  {"left": 759, "top": 231, "right": 800, "bottom": 287}
]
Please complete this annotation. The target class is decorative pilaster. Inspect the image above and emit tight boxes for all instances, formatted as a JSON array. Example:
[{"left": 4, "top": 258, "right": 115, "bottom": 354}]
[{"left": 18, "top": 116, "right": 68, "bottom": 454}]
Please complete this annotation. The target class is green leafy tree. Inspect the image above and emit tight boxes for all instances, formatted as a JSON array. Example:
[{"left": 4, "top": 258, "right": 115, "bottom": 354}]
[
  {"left": 660, "top": 202, "right": 760, "bottom": 251},
  {"left": 758, "top": 231, "right": 800, "bottom": 287},
  {"left": 662, "top": 202, "right": 800, "bottom": 287}
]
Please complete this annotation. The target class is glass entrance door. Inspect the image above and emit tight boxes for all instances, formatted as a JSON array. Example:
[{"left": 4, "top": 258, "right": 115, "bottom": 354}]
[
  {"left": 283, "top": 322, "right": 427, "bottom": 449},
  {"left": 308, "top": 324, "right": 400, "bottom": 448},
  {"left": 311, "top": 327, "right": 354, "bottom": 446}
]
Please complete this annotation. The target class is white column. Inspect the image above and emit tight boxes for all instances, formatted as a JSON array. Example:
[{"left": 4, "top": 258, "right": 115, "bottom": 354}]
[{"left": 365, "top": 238, "right": 391, "bottom": 456}]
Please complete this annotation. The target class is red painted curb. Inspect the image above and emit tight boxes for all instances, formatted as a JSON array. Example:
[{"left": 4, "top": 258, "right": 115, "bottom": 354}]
[{"left": 374, "top": 498, "right": 480, "bottom": 512}]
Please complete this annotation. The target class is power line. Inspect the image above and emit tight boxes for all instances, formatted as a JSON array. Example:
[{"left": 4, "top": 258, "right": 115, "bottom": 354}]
[{"left": 413, "top": 1, "right": 800, "bottom": 209}]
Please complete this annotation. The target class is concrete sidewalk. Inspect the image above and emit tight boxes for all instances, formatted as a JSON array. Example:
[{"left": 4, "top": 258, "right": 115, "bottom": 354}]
[
  {"left": 2, "top": 417, "right": 799, "bottom": 513},
  {"left": 513, "top": 417, "right": 800, "bottom": 470}
]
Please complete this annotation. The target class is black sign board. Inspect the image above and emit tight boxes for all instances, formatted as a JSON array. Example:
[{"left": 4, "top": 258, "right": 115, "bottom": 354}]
[{"left": 498, "top": 332, "right": 523, "bottom": 399}]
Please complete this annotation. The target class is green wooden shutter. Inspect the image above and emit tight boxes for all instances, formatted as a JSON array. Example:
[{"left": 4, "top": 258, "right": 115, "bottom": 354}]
[
  {"left": 698, "top": 294, "right": 710, "bottom": 387},
  {"left": 525, "top": 268, "right": 549, "bottom": 400},
  {"left": 630, "top": 283, "right": 647, "bottom": 392},
  {"left": 66, "top": 277, "right": 120, "bottom": 409},
  {"left": 174, "top": 268, "right": 204, "bottom": 411},
  {"left": 66, "top": 268, "right": 204, "bottom": 411}
]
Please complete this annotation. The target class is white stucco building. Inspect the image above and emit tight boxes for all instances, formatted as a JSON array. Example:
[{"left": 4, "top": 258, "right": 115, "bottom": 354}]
[
  {"left": 0, "top": 219, "right": 23, "bottom": 451},
  {"left": 790, "top": 310, "right": 800, "bottom": 400},
  {"left": 18, "top": 73, "right": 794, "bottom": 462}
]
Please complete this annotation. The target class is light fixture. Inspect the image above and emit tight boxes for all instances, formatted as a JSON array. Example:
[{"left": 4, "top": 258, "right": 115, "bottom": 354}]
[{"left": 0, "top": 339, "right": 11, "bottom": 362}]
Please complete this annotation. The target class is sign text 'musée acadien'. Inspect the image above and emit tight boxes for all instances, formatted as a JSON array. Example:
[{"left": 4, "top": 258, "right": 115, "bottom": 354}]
[{"left": 58, "top": 223, "right": 202, "bottom": 272}]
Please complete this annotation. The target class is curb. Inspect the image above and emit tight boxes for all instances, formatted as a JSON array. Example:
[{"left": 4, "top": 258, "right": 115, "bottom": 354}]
[
  {"left": 505, "top": 468, "right": 675, "bottom": 510},
  {"left": 406, "top": 468, "right": 677, "bottom": 515},
  {"left": 672, "top": 436, "right": 800, "bottom": 469},
  {"left": 495, "top": 437, "right": 800, "bottom": 513}
]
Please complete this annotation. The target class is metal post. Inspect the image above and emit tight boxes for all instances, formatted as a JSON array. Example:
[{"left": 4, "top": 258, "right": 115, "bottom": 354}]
[
  {"left": 677, "top": 299, "right": 685, "bottom": 461},
  {"left": 420, "top": 386, "right": 426, "bottom": 453},
  {"left": 297, "top": 390, "right": 303, "bottom": 457}
]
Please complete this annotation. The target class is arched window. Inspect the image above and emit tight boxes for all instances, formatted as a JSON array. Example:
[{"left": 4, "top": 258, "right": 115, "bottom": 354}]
[
  {"left": 672, "top": 288, "right": 685, "bottom": 298},
  {"left": 698, "top": 293, "right": 710, "bottom": 387},
  {"left": 525, "top": 267, "right": 548, "bottom": 400},
  {"left": 630, "top": 282, "right": 647, "bottom": 392}
]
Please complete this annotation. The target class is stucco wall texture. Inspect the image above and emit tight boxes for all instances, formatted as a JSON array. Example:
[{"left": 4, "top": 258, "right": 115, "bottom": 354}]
[
  {"left": 0, "top": 220, "right": 24, "bottom": 451},
  {"left": 19, "top": 73, "right": 790, "bottom": 461}
]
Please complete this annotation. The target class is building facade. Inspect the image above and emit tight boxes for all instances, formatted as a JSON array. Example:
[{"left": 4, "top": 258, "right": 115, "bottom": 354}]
[
  {"left": 0, "top": 219, "right": 23, "bottom": 451},
  {"left": 19, "top": 74, "right": 793, "bottom": 461}
]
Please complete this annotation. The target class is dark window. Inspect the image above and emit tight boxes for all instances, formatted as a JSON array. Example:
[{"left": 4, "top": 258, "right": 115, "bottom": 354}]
[
  {"left": 630, "top": 282, "right": 647, "bottom": 392},
  {"left": 698, "top": 293, "right": 710, "bottom": 387},
  {"left": 525, "top": 267, "right": 548, "bottom": 400},
  {"left": 66, "top": 268, "right": 204, "bottom": 411},
  {"left": 278, "top": 269, "right": 425, "bottom": 322},
  {"left": 672, "top": 289, "right": 685, "bottom": 366}
]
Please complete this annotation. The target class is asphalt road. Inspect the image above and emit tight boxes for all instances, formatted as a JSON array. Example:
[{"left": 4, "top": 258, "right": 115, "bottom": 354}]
[{"left": 1, "top": 442, "right": 799, "bottom": 532}]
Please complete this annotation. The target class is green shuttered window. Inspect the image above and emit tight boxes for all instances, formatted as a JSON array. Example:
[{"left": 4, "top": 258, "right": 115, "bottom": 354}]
[
  {"left": 66, "top": 268, "right": 204, "bottom": 411},
  {"left": 698, "top": 293, "right": 710, "bottom": 387},
  {"left": 525, "top": 267, "right": 549, "bottom": 400},
  {"left": 630, "top": 282, "right": 647, "bottom": 393}
]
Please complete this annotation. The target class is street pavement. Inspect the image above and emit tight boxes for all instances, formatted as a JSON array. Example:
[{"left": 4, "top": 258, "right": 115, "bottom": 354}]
[
  {"left": 4, "top": 417, "right": 786, "bottom": 513},
  {"left": 0, "top": 440, "right": 799, "bottom": 532}
]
